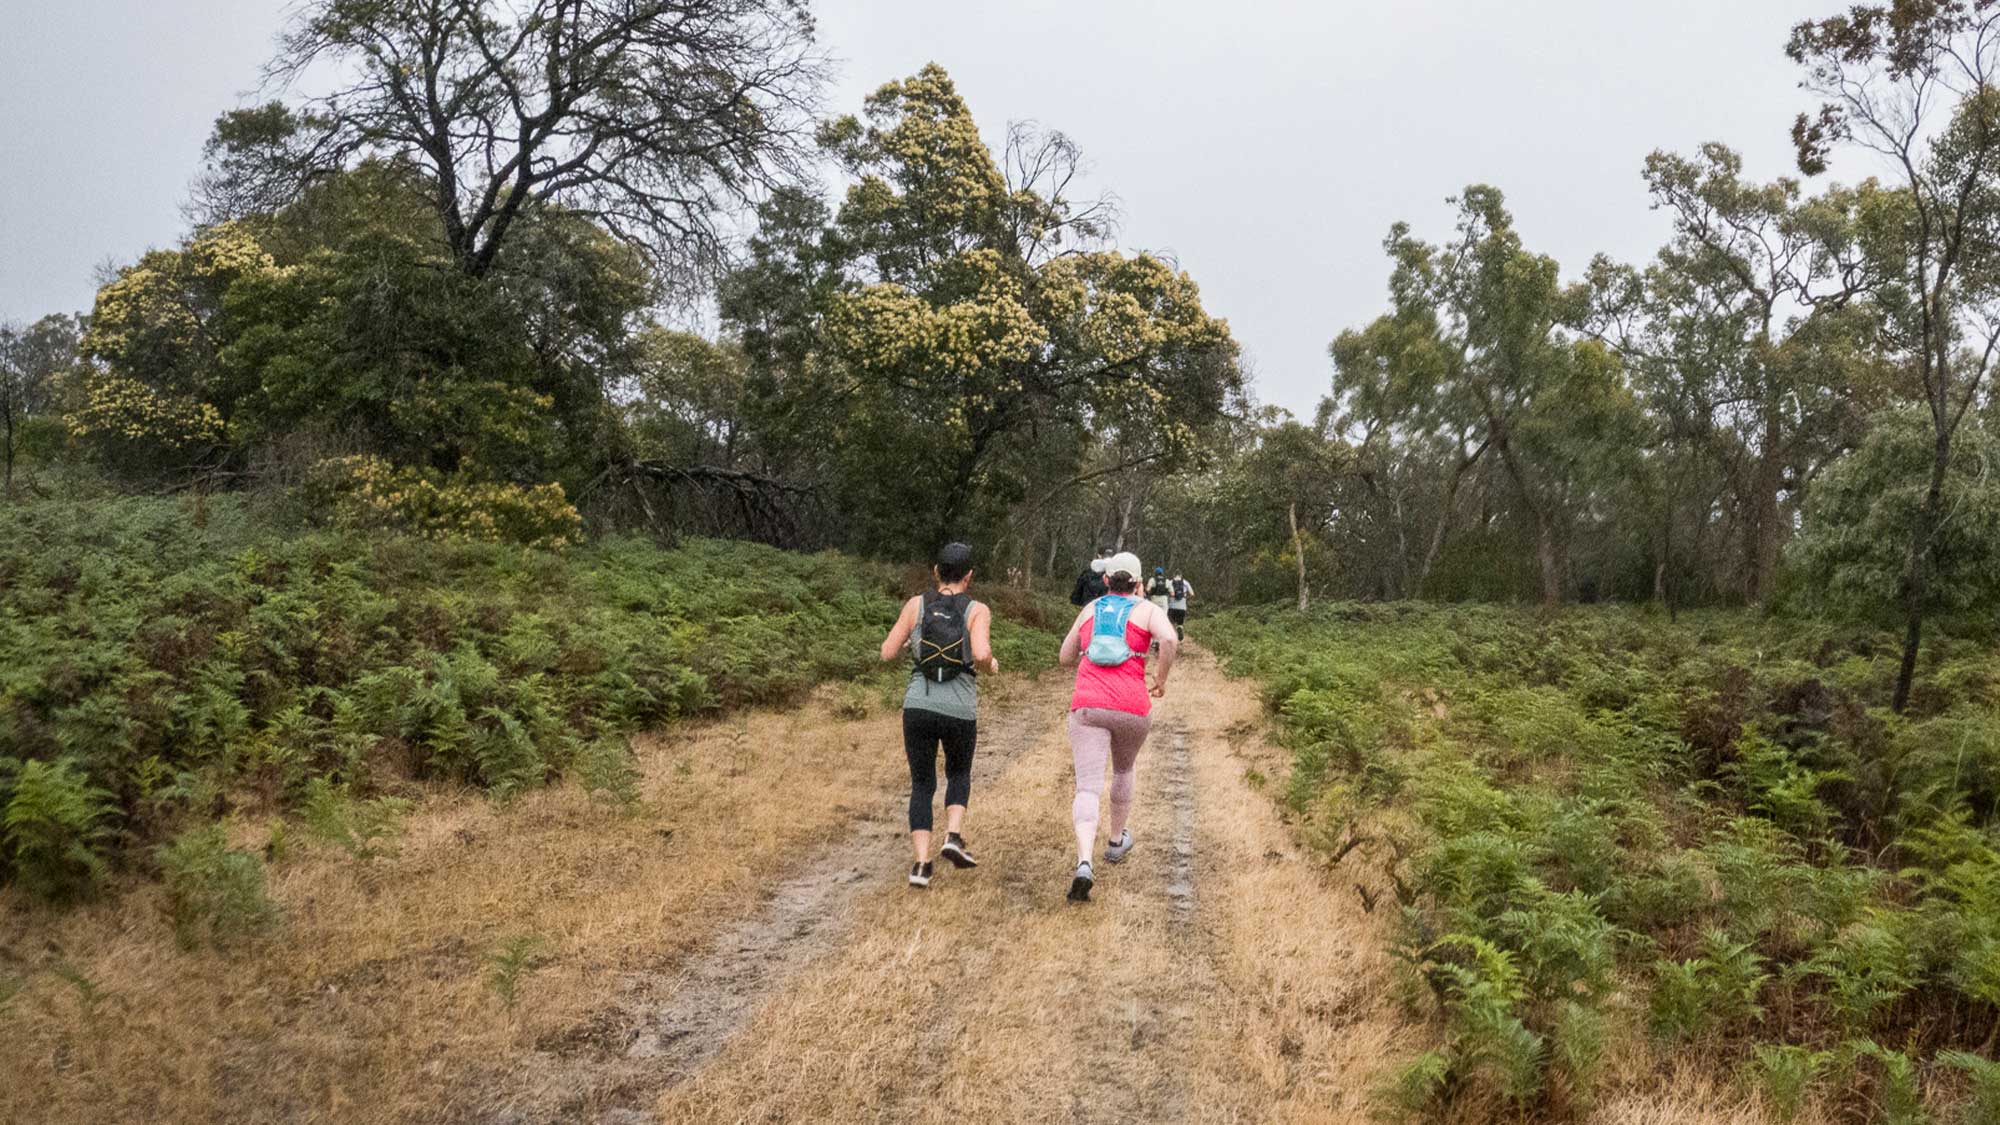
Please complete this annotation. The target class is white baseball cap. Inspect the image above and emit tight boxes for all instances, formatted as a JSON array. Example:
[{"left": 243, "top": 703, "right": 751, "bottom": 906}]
[{"left": 1104, "top": 551, "right": 1142, "bottom": 580}]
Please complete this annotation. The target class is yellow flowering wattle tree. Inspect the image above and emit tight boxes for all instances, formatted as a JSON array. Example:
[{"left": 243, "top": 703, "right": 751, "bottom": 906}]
[
  {"left": 70, "top": 222, "right": 276, "bottom": 475},
  {"left": 722, "top": 65, "right": 1242, "bottom": 554}
]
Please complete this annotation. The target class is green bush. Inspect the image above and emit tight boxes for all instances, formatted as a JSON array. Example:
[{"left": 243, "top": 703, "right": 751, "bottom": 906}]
[{"left": 157, "top": 824, "right": 277, "bottom": 950}]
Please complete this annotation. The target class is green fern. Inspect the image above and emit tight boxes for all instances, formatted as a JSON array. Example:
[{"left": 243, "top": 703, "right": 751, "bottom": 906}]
[
  {"left": 3, "top": 758, "right": 114, "bottom": 904},
  {"left": 300, "top": 778, "right": 411, "bottom": 863},
  {"left": 1938, "top": 1051, "right": 2000, "bottom": 1125},
  {"left": 485, "top": 933, "right": 549, "bottom": 1009},
  {"left": 157, "top": 824, "right": 277, "bottom": 951},
  {"left": 1748, "top": 1043, "right": 1834, "bottom": 1121},
  {"left": 575, "top": 737, "right": 640, "bottom": 809}
]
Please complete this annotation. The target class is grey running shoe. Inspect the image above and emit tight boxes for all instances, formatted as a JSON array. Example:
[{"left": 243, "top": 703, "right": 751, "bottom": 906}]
[
  {"left": 908, "top": 861, "right": 932, "bottom": 888},
  {"left": 1104, "top": 830, "right": 1135, "bottom": 864},
  {"left": 1067, "top": 861, "right": 1094, "bottom": 902}
]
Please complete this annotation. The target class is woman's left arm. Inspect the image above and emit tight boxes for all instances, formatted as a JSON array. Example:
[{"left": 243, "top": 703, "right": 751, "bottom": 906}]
[
  {"left": 970, "top": 603, "right": 999, "bottom": 673},
  {"left": 1148, "top": 603, "right": 1179, "bottom": 693}
]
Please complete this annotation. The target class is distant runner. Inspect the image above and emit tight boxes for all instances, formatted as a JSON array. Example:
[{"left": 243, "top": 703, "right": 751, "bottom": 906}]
[
  {"left": 1167, "top": 573, "right": 1192, "bottom": 639},
  {"left": 1069, "top": 547, "right": 1113, "bottom": 607},
  {"left": 1057, "top": 551, "right": 1177, "bottom": 902},
  {"left": 1145, "top": 566, "right": 1173, "bottom": 612},
  {"left": 879, "top": 542, "right": 997, "bottom": 888}
]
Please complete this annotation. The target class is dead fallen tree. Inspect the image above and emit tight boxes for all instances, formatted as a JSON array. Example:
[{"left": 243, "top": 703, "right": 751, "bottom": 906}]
[{"left": 580, "top": 460, "right": 830, "bottom": 550}]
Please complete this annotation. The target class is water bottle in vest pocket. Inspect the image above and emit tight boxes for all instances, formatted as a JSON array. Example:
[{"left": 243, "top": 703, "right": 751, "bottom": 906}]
[{"left": 1084, "top": 597, "right": 1139, "bottom": 667}]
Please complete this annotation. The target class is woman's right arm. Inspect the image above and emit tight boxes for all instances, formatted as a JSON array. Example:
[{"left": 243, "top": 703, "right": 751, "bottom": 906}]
[
  {"left": 879, "top": 596, "right": 919, "bottom": 662},
  {"left": 1057, "top": 605, "right": 1093, "bottom": 668}
]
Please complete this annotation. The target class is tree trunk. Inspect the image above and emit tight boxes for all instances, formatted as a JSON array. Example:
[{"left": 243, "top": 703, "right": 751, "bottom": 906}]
[
  {"left": 1661, "top": 452, "right": 1677, "bottom": 622},
  {"left": 1489, "top": 425, "right": 1559, "bottom": 609},
  {"left": 1289, "top": 501, "right": 1309, "bottom": 613},
  {"left": 1413, "top": 438, "right": 1489, "bottom": 600},
  {"left": 1892, "top": 430, "right": 1953, "bottom": 713},
  {"left": 1415, "top": 473, "right": 1464, "bottom": 599},
  {"left": 1745, "top": 407, "right": 1784, "bottom": 605},
  {"left": 1534, "top": 516, "right": 1562, "bottom": 610},
  {"left": 1390, "top": 491, "right": 1411, "bottom": 600},
  {"left": 2, "top": 403, "right": 13, "bottom": 498}
]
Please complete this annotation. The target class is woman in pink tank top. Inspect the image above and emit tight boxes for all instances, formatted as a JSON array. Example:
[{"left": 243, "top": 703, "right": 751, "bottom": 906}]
[{"left": 1055, "top": 551, "right": 1178, "bottom": 902}]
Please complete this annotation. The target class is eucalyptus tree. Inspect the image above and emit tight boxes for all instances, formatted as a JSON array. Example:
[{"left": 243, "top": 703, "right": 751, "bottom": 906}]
[
  {"left": 1790, "top": 0, "right": 2000, "bottom": 711},
  {"left": 1632, "top": 145, "right": 1885, "bottom": 603},
  {"left": 1579, "top": 146, "right": 1886, "bottom": 608},
  {"left": 1333, "top": 187, "right": 1641, "bottom": 607},
  {"left": 0, "top": 314, "right": 82, "bottom": 495}
]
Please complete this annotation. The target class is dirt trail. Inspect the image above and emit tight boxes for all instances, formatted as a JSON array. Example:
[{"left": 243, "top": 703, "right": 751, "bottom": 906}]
[
  {"left": 483, "top": 698, "right": 1059, "bottom": 1123},
  {"left": 483, "top": 647, "right": 1411, "bottom": 1124}
]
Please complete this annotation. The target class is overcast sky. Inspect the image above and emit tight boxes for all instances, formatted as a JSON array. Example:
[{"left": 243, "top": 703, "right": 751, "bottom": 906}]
[{"left": 1, "top": 0, "right": 1832, "bottom": 415}]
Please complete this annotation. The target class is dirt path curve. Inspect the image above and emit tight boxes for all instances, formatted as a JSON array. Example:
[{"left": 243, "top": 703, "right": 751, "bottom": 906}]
[{"left": 490, "top": 647, "right": 1413, "bottom": 1124}]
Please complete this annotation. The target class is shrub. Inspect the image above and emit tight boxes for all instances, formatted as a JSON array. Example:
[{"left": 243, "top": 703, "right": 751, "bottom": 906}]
[
  {"left": 3, "top": 759, "right": 114, "bottom": 903},
  {"left": 157, "top": 824, "right": 277, "bottom": 950},
  {"left": 305, "top": 455, "right": 583, "bottom": 549},
  {"left": 65, "top": 373, "right": 225, "bottom": 480}
]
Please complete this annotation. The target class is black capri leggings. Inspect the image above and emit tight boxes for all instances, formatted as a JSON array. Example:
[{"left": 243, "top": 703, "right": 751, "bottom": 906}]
[{"left": 903, "top": 707, "right": 977, "bottom": 832}]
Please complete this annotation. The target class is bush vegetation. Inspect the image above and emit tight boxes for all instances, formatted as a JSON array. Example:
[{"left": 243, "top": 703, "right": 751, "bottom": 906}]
[
  {"left": 1206, "top": 602, "right": 2000, "bottom": 1122},
  {"left": 0, "top": 495, "right": 1059, "bottom": 903}
]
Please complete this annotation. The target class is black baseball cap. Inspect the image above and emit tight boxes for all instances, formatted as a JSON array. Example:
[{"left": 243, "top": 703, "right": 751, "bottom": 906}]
[{"left": 937, "top": 542, "right": 975, "bottom": 568}]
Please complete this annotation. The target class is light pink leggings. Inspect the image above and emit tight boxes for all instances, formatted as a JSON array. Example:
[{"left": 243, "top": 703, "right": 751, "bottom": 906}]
[{"left": 1068, "top": 707, "right": 1152, "bottom": 858}]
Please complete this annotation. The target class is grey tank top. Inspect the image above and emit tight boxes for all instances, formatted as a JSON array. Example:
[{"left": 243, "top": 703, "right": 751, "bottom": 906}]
[{"left": 902, "top": 594, "right": 981, "bottom": 721}]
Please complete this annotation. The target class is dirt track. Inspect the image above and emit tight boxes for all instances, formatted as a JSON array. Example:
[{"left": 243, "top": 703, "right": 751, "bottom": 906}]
[{"left": 482, "top": 648, "right": 1410, "bottom": 1124}]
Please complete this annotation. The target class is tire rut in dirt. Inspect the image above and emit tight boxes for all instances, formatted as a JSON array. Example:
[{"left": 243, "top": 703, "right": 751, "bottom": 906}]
[
  {"left": 1066, "top": 716, "right": 1208, "bottom": 1125},
  {"left": 475, "top": 699, "right": 1051, "bottom": 1125},
  {"left": 1160, "top": 722, "right": 1198, "bottom": 932}
]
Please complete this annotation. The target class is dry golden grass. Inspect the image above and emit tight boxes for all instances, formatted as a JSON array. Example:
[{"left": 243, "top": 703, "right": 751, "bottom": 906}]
[
  {"left": 0, "top": 678, "right": 1047, "bottom": 1124},
  {"left": 1, "top": 648, "right": 1818, "bottom": 1124}
]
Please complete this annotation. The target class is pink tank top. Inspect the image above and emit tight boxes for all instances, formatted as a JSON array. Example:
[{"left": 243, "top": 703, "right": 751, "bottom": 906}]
[{"left": 1069, "top": 596, "right": 1153, "bottom": 716}]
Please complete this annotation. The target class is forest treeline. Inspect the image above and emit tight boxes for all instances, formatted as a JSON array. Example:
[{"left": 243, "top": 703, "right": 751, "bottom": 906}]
[{"left": 6, "top": 1, "right": 2000, "bottom": 699}]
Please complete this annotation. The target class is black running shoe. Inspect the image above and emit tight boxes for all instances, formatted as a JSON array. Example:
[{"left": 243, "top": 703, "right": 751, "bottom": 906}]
[
  {"left": 908, "top": 861, "right": 933, "bottom": 888},
  {"left": 1067, "top": 860, "right": 1094, "bottom": 902},
  {"left": 940, "top": 833, "right": 978, "bottom": 869}
]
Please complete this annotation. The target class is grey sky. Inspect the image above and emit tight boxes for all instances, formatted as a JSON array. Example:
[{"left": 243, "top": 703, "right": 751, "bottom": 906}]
[{"left": 3, "top": 0, "right": 1830, "bottom": 416}]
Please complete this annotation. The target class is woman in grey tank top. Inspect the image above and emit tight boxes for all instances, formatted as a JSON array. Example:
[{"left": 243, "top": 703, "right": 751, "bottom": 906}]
[{"left": 878, "top": 543, "right": 997, "bottom": 887}]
